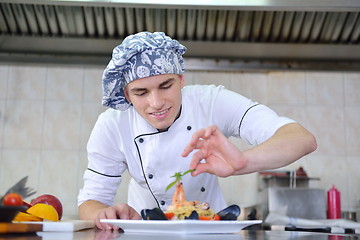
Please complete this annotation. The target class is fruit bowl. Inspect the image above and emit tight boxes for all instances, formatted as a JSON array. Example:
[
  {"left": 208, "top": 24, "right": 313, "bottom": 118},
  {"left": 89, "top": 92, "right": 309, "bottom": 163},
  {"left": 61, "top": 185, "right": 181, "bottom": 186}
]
[{"left": 0, "top": 205, "right": 27, "bottom": 222}]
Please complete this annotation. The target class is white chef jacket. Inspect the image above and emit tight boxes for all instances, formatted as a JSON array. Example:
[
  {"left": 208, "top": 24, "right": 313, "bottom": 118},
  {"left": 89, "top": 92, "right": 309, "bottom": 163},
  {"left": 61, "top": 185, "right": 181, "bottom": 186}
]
[{"left": 78, "top": 85, "right": 295, "bottom": 214}]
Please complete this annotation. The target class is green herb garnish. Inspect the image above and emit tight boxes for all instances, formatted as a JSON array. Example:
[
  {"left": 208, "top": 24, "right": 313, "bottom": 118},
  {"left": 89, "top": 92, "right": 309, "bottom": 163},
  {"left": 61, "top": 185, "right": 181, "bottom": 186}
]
[{"left": 165, "top": 169, "right": 195, "bottom": 191}]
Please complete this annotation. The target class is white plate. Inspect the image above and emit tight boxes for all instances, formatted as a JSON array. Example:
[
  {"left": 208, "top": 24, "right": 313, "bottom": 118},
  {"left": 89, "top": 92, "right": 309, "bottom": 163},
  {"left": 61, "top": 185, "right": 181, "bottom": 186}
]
[{"left": 100, "top": 219, "right": 262, "bottom": 234}]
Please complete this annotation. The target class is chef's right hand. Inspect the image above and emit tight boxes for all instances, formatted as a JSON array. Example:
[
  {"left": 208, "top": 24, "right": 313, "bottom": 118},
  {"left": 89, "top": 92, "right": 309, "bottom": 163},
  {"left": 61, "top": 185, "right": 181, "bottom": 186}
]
[
  {"left": 182, "top": 125, "right": 246, "bottom": 178},
  {"left": 95, "top": 203, "right": 141, "bottom": 230}
]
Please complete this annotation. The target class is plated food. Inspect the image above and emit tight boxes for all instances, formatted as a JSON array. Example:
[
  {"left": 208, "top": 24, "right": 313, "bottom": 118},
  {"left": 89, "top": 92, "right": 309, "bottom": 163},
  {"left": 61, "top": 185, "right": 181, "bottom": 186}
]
[{"left": 141, "top": 170, "right": 240, "bottom": 221}]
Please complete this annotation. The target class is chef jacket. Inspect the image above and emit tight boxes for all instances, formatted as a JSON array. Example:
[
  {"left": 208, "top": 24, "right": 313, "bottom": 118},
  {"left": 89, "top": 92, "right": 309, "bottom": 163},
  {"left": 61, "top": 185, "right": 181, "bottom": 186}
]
[{"left": 78, "top": 85, "right": 295, "bottom": 214}]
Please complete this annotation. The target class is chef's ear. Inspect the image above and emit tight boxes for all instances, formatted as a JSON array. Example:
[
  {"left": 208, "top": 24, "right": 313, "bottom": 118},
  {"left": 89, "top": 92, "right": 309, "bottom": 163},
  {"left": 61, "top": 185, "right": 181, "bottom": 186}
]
[
  {"left": 124, "top": 86, "right": 131, "bottom": 103},
  {"left": 179, "top": 74, "right": 185, "bottom": 88}
]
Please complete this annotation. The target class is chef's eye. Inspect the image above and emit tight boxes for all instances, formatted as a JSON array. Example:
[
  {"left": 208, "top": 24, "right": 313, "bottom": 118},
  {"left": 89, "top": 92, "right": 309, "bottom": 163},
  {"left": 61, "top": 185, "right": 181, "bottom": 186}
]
[
  {"left": 134, "top": 91, "right": 147, "bottom": 96},
  {"left": 161, "top": 83, "right": 173, "bottom": 89}
]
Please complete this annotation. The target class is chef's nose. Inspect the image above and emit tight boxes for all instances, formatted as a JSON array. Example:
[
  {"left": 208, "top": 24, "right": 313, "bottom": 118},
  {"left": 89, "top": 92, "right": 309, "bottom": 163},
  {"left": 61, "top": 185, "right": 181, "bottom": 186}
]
[{"left": 148, "top": 90, "right": 164, "bottom": 109}]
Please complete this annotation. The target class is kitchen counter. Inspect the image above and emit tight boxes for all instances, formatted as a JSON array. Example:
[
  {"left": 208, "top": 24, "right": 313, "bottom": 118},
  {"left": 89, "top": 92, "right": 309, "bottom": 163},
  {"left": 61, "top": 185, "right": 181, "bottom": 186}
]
[{"left": 0, "top": 229, "right": 359, "bottom": 240}]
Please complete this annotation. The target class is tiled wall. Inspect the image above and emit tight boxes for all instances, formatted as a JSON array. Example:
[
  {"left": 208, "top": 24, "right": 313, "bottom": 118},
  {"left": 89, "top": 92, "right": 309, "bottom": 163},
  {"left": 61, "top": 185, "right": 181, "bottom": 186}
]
[{"left": 0, "top": 63, "right": 359, "bottom": 218}]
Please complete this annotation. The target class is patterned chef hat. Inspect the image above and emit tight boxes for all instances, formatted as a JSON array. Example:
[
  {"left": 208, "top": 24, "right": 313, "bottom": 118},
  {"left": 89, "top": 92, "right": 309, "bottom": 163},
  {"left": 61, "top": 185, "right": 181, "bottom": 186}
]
[{"left": 102, "top": 32, "right": 187, "bottom": 111}]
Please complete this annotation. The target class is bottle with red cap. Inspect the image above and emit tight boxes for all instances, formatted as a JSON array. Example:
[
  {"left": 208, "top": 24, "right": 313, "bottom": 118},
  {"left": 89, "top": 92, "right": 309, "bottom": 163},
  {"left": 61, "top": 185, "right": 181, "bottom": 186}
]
[{"left": 327, "top": 185, "right": 341, "bottom": 219}]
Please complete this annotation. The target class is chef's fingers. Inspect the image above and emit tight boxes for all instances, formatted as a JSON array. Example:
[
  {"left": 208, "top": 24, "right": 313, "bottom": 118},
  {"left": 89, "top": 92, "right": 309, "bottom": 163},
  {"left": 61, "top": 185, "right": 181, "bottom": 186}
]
[
  {"left": 182, "top": 133, "right": 207, "bottom": 157},
  {"left": 191, "top": 162, "right": 212, "bottom": 177},
  {"left": 95, "top": 205, "right": 137, "bottom": 230},
  {"left": 116, "top": 204, "right": 141, "bottom": 220},
  {"left": 94, "top": 218, "right": 103, "bottom": 229},
  {"left": 129, "top": 209, "right": 142, "bottom": 220},
  {"left": 203, "top": 125, "right": 218, "bottom": 138},
  {"left": 183, "top": 125, "right": 221, "bottom": 155},
  {"left": 95, "top": 211, "right": 106, "bottom": 229},
  {"left": 189, "top": 148, "right": 207, "bottom": 173},
  {"left": 95, "top": 212, "right": 113, "bottom": 230},
  {"left": 99, "top": 208, "right": 120, "bottom": 230},
  {"left": 182, "top": 140, "right": 205, "bottom": 158}
]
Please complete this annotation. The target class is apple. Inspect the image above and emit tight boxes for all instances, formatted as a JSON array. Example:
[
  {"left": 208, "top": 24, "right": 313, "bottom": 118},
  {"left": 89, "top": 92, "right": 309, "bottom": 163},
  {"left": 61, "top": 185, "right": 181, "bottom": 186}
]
[{"left": 30, "top": 194, "right": 63, "bottom": 220}]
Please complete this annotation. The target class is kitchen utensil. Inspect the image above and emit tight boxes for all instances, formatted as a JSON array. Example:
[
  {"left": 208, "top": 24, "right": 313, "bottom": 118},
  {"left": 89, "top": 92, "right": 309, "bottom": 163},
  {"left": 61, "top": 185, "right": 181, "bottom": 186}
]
[{"left": 0, "top": 176, "right": 36, "bottom": 201}]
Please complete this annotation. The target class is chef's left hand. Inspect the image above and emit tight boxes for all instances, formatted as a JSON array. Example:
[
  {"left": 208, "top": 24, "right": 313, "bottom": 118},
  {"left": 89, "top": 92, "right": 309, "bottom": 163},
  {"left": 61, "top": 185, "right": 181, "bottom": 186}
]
[{"left": 95, "top": 203, "right": 141, "bottom": 230}]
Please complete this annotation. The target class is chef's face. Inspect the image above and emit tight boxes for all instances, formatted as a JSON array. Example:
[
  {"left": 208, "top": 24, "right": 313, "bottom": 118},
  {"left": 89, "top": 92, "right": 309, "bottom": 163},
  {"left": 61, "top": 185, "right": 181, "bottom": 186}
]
[{"left": 125, "top": 74, "right": 184, "bottom": 131}]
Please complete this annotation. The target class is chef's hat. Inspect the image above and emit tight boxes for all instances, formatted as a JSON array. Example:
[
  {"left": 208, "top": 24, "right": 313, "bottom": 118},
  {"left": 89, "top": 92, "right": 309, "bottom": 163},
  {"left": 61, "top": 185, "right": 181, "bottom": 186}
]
[{"left": 101, "top": 32, "right": 187, "bottom": 111}]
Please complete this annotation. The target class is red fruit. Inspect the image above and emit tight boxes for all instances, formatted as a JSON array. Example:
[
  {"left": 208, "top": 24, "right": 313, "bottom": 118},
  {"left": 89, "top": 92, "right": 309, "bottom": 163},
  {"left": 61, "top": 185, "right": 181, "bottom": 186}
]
[
  {"left": 3, "top": 193, "right": 23, "bottom": 206},
  {"left": 30, "top": 194, "right": 63, "bottom": 220}
]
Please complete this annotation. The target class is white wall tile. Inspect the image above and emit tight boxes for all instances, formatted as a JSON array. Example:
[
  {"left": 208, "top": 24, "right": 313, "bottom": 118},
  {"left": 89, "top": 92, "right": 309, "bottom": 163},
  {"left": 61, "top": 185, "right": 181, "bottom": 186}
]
[
  {"left": 306, "top": 106, "right": 346, "bottom": 155},
  {"left": 7, "top": 65, "right": 47, "bottom": 100},
  {"left": 83, "top": 67, "right": 103, "bottom": 102},
  {"left": 0, "top": 64, "right": 9, "bottom": 100},
  {"left": 77, "top": 151, "right": 88, "bottom": 192},
  {"left": 231, "top": 72, "right": 267, "bottom": 104},
  {"left": 80, "top": 103, "right": 106, "bottom": 149},
  {"left": 183, "top": 72, "right": 195, "bottom": 85},
  {"left": 3, "top": 100, "right": 44, "bottom": 149},
  {"left": 0, "top": 100, "right": 4, "bottom": 148},
  {"left": 306, "top": 71, "right": 344, "bottom": 106},
  {"left": 345, "top": 107, "right": 360, "bottom": 155},
  {"left": 38, "top": 150, "right": 80, "bottom": 216},
  {"left": 192, "top": 71, "right": 232, "bottom": 90},
  {"left": 344, "top": 72, "right": 360, "bottom": 107},
  {"left": 46, "top": 66, "right": 84, "bottom": 101},
  {"left": 345, "top": 156, "right": 360, "bottom": 211},
  {"left": 0, "top": 153, "right": 2, "bottom": 185},
  {"left": 43, "top": 102, "right": 82, "bottom": 150},
  {"left": 267, "top": 71, "right": 306, "bottom": 105}
]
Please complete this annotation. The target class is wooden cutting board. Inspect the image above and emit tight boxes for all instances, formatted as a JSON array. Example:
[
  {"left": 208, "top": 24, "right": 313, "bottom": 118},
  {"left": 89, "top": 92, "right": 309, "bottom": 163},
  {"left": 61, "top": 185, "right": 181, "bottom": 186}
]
[
  {"left": 0, "top": 220, "right": 95, "bottom": 233},
  {"left": 0, "top": 222, "right": 43, "bottom": 233}
]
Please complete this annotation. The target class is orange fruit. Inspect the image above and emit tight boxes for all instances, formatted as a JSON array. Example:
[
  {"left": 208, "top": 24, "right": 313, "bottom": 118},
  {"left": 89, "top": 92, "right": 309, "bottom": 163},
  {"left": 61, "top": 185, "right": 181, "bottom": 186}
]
[
  {"left": 13, "top": 212, "right": 43, "bottom": 222},
  {"left": 26, "top": 203, "right": 59, "bottom": 221}
]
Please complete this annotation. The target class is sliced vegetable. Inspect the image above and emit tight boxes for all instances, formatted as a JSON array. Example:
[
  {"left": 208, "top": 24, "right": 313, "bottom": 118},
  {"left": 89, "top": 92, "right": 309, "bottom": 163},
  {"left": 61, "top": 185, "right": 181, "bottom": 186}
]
[
  {"left": 13, "top": 212, "right": 42, "bottom": 222},
  {"left": 213, "top": 214, "right": 220, "bottom": 220},
  {"left": 164, "top": 212, "right": 175, "bottom": 220}
]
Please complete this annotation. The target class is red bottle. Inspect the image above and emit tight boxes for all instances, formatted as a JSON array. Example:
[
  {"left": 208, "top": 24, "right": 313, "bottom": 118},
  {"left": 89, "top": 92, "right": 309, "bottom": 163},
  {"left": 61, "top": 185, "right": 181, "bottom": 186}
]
[{"left": 327, "top": 185, "right": 341, "bottom": 219}]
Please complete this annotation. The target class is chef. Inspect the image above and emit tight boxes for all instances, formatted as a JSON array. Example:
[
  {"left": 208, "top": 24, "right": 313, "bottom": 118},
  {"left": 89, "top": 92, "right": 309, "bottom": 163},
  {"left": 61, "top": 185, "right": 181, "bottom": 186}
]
[{"left": 78, "top": 32, "right": 317, "bottom": 230}]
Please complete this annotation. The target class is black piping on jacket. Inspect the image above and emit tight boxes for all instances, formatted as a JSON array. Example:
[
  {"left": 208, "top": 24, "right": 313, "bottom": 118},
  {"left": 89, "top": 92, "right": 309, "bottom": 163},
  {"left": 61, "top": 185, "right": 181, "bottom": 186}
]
[
  {"left": 238, "top": 103, "right": 260, "bottom": 137},
  {"left": 87, "top": 168, "right": 122, "bottom": 177},
  {"left": 134, "top": 131, "right": 164, "bottom": 208}
]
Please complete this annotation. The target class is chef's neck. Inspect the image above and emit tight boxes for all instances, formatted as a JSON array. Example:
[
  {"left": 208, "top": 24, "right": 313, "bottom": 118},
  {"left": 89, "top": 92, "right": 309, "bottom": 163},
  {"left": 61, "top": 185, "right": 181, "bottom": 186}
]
[{"left": 157, "top": 105, "right": 182, "bottom": 132}]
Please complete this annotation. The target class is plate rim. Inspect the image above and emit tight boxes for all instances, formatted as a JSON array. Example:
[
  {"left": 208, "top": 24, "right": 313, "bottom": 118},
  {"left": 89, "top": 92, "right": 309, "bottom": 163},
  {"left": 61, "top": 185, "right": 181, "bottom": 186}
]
[
  {"left": 101, "top": 219, "right": 262, "bottom": 225},
  {"left": 100, "top": 219, "right": 263, "bottom": 233}
]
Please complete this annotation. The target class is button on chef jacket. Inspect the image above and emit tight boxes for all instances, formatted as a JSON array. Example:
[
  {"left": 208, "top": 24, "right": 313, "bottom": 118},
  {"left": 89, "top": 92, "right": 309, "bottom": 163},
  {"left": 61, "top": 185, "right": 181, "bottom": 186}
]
[{"left": 78, "top": 85, "right": 295, "bottom": 214}]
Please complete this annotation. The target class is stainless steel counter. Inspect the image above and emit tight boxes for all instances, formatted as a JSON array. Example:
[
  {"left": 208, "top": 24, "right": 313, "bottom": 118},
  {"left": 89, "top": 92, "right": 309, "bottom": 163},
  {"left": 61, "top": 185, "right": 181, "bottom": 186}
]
[{"left": 1, "top": 229, "right": 359, "bottom": 240}]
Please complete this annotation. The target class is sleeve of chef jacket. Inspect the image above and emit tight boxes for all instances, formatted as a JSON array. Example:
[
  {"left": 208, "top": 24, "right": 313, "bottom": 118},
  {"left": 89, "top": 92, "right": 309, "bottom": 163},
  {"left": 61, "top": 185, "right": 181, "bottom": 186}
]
[
  {"left": 78, "top": 111, "right": 126, "bottom": 207},
  {"left": 211, "top": 86, "right": 295, "bottom": 145}
]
